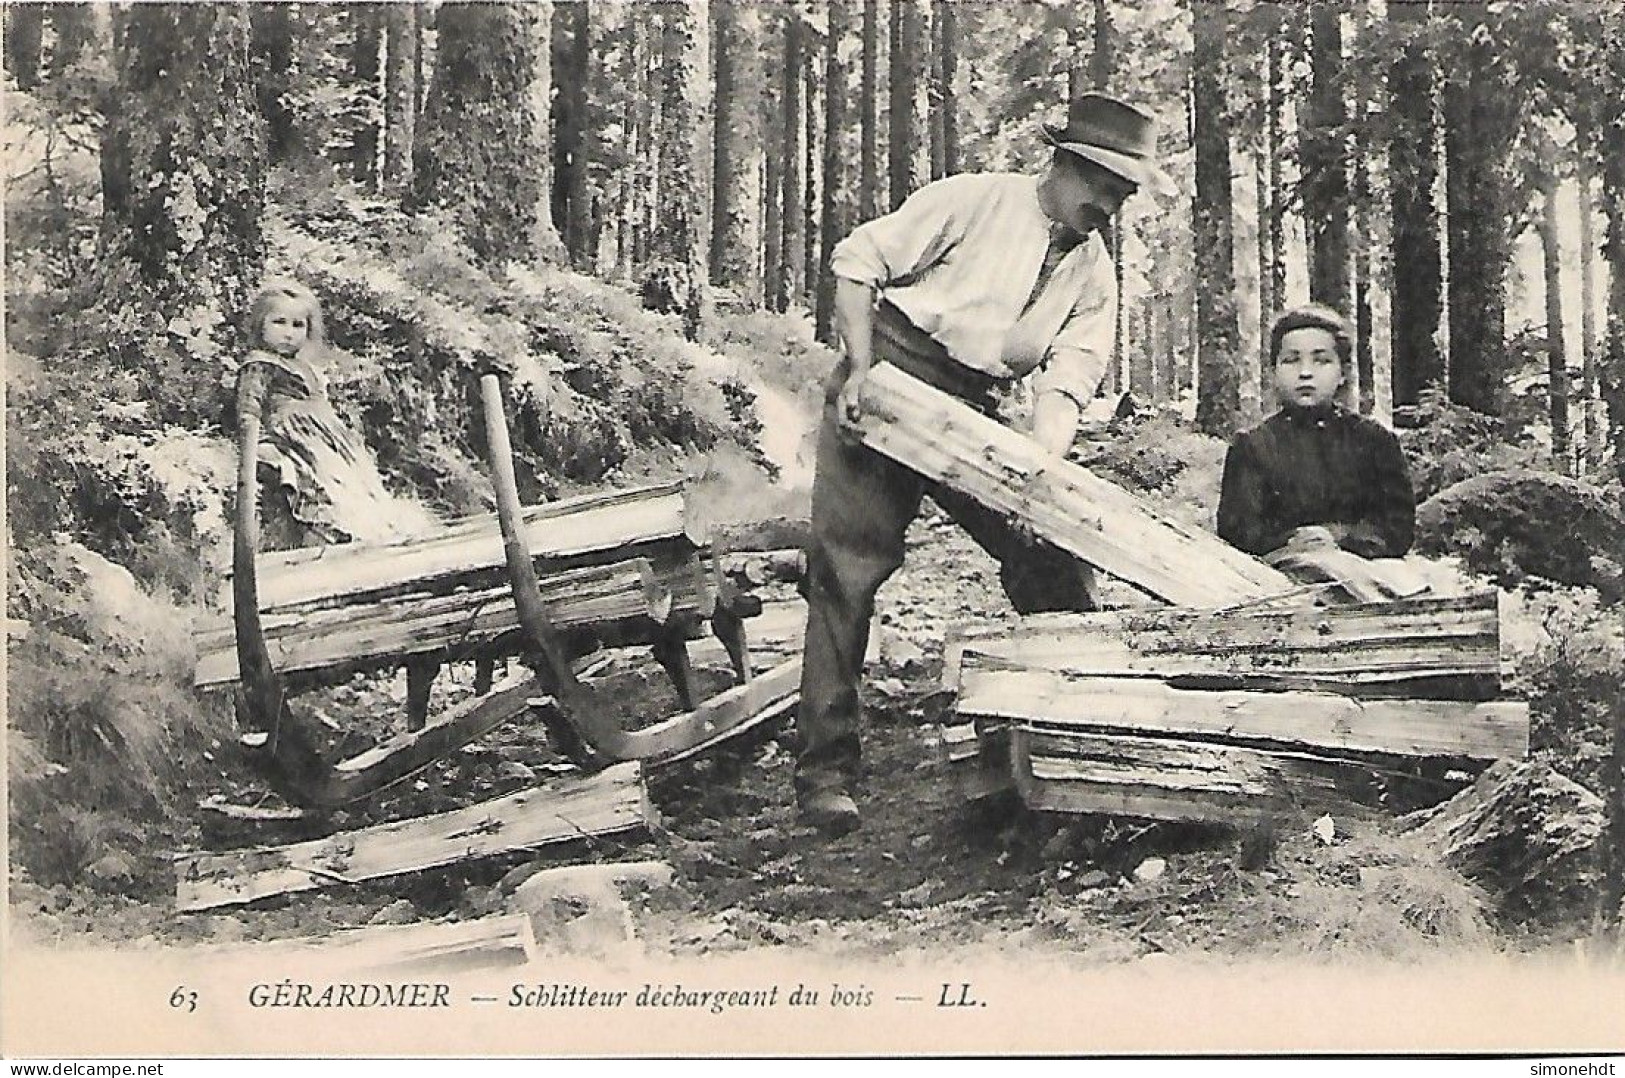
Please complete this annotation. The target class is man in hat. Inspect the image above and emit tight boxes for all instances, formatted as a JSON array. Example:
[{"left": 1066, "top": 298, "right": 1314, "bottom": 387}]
[{"left": 795, "top": 93, "right": 1168, "bottom": 836}]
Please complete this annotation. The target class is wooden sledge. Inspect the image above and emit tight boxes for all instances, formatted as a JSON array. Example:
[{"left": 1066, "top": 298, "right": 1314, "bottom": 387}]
[{"left": 219, "top": 368, "right": 796, "bottom": 808}]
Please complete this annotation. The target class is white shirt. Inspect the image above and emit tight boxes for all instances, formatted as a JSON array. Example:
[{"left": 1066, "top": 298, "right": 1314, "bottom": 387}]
[{"left": 829, "top": 172, "right": 1117, "bottom": 408}]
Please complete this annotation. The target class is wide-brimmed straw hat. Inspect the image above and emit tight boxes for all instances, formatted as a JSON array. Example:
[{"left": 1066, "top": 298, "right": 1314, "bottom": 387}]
[{"left": 1042, "top": 92, "right": 1173, "bottom": 194}]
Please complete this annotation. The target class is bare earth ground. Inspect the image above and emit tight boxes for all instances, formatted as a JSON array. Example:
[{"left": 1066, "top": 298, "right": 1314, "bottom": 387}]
[{"left": 9, "top": 504, "right": 1532, "bottom": 966}]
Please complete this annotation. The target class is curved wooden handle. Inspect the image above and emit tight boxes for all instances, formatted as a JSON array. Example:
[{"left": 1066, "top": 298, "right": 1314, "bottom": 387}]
[
  {"left": 231, "top": 366, "right": 286, "bottom": 742},
  {"left": 478, "top": 374, "right": 782, "bottom": 768},
  {"left": 479, "top": 373, "right": 626, "bottom": 762}
]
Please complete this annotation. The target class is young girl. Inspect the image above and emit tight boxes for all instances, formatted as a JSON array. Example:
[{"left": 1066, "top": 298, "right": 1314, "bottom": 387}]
[
  {"left": 237, "top": 279, "right": 436, "bottom": 548},
  {"left": 1217, "top": 303, "right": 1422, "bottom": 602}
]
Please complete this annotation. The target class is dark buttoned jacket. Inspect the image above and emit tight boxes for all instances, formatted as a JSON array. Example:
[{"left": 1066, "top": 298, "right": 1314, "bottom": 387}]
[{"left": 1217, "top": 404, "right": 1415, "bottom": 559}]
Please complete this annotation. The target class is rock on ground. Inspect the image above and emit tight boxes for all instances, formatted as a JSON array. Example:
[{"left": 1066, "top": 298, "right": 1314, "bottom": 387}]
[
  {"left": 1415, "top": 469, "right": 1625, "bottom": 599},
  {"left": 1408, "top": 759, "right": 1606, "bottom": 924}
]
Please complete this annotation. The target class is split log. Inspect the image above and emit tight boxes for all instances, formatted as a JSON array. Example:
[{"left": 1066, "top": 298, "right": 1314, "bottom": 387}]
[
  {"left": 206, "top": 913, "right": 538, "bottom": 973},
  {"left": 945, "top": 592, "right": 1503, "bottom": 699},
  {"left": 243, "top": 483, "right": 691, "bottom": 612},
  {"left": 719, "top": 548, "right": 807, "bottom": 587},
  {"left": 1009, "top": 728, "right": 1379, "bottom": 826},
  {"left": 694, "top": 516, "right": 810, "bottom": 555},
  {"left": 174, "top": 762, "right": 652, "bottom": 911},
  {"left": 957, "top": 668, "right": 1528, "bottom": 761},
  {"left": 852, "top": 364, "right": 1295, "bottom": 607},
  {"left": 1409, "top": 759, "right": 1606, "bottom": 922},
  {"left": 194, "top": 552, "right": 715, "bottom": 688}
]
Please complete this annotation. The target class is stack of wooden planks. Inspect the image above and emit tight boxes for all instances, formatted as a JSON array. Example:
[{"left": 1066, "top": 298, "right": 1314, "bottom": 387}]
[
  {"left": 847, "top": 365, "right": 1528, "bottom": 826},
  {"left": 194, "top": 483, "right": 718, "bottom": 689},
  {"left": 944, "top": 593, "right": 1530, "bottom": 824}
]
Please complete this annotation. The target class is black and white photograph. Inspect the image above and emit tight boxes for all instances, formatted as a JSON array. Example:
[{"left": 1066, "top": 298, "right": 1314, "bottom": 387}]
[{"left": 3, "top": 0, "right": 1623, "bottom": 1063}]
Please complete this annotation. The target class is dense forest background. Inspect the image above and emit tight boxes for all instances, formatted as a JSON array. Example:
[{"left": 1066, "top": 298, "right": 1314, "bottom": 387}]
[{"left": 4, "top": 1, "right": 1623, "bottom": 935}]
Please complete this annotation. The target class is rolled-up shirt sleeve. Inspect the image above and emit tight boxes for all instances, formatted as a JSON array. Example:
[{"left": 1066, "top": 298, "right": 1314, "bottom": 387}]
[
  {"left": 829, "top": 174, "right": 979, "bottom": 288},
  {"left": 1033, "top": 246, "right": 1116, "bottom": 408}
]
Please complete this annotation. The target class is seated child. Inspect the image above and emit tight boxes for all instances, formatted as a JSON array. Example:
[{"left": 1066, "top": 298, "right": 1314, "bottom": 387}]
[
  {"left": 1218, "top": 304, "right": 1422, "bottom": 603},
  {"left": 237, "top": 279, "right": 437, "bottom": 548}
]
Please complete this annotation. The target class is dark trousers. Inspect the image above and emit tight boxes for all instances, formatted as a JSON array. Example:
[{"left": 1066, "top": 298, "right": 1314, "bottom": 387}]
[{"left": 794, "top": 305, "right": 1096, "bottom": 798}]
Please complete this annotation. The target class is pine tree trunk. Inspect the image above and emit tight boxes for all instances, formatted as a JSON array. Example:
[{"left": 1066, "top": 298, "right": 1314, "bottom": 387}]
[
  {"left": 939, "top": 0, "right": 958, "bottom": 176},
  {"left": 413, "top": 2, "right": 547, "bottom": 266},
  {"left": 1131, "top": 301, "right": 1154, "bottom": 399},
  {"left": 817, "top": 0, "right": 852, "bottom": 341},
  {"left": 1388, "top": 0, "right": 1444, "bottom": 411},
  {"left": 764, "top": 23, "right": 785, "bottom": 312},
  {"left": 642, "top": 0, "right": 711, "bottom": 340},
  {"left": 350, "top": 4, "right": 382, "bottom": 190},
  {"left": 1441, "top": 1, "right": 1516, "bottom": 417},
  {"left": 5, "top": 2, "right": 43, "bottom": 90},
  {"left": 1091, "top": 0, "right": 1112, "bottom": 90},
  {"left": 804, "top": 53, "right": 820, "bottom": 306},
  {"left": 620, "top": 13, "right": 649, "bottom": 280},
  {"left": 1157, "top": 295, "right": 1178, "bottom": 402},
  {"left": 1604, "top": 137, "right": 1625, "bottom": 486},
  {"left": 1266, "top": 34, "right": 1286, "bottom": 323},
  {"left": 1096, "top": 0, "right": 1121, "bottom": 392},
  {"left": 1192, "top": 1, "right": 1240, "bottom": 437},
  {"left": 1350, "top": 5, "right": 1375, "bottom": 417},
  {"left": 888, "top": 0, "right": 921, "bottom": 210},
  {"left": 48, "top": 2, "right": 91, "bottom": 78},
  {"left": 712, "top": 0, "right": 763, "bottom": 302},
  {"left": 860, "top": 0, "right": 880, "bottom": 220},
  {"left": 1066, "top": 7, "right": 1086, "bottom": 100},
  {"left": 529, "top": 1, "right": 556, "bottom": 258},
  {"left": 779, "top": 9, "right": 805, "bottom": 309},
  {"left": 1304, "top": 1, "right": 1349, "bottom": 312},
  {"left": 636, "top": 9, "right": 658, "bottom": 269},
  {"left": 1576, "top": 144, "right": 1602, "bottom": 473},
  {"left": 928, "top": 2, "right": 945, "bottom": 181},
  {"left": 1538, "top": 168, "right": 1571, "bottom": 470},
  {"left": 249, "top": 4, "right": 299, "bottom": 163},
  {"left": 100, "top": 3, "right": 265, "bottom": 422},
  {"left": 554, "top": 0, "right": 592, "bottom": 268},
  {"left": 383, "top": 3, "right": 418, "bottom": 196},
  {"left": 1255, "top": 35, "right": 1274, "bottom": 406}
]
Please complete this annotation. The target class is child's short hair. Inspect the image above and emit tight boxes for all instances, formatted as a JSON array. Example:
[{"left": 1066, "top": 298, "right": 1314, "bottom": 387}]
[
  {"left": 1267, "top": 303, "right": 1353, "bottom": 370},
  {"left": 247, "top": 278, "right": 326, "bottom": 351}
]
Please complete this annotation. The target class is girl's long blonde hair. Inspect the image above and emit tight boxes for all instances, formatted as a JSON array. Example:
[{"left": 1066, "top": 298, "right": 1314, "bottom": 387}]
[{"left": 247, "top": 278, "right": 327, "bottom": 353}]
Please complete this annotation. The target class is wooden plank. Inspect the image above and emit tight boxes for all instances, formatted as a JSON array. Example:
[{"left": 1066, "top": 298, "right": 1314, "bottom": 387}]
[
  {"left": 1008, "top": 728, "right": 1371, "bottom": 825},
  {"left": 852, "top": 364, "right": 1295, "bottom": 607},
  {"left": 332, "top": 675, "right": 542, "bottom": 778},
  {"left": 244, "top": 483, "right": 690, "bottom": 611},
  {"left": 205, "top": 913, "right": 537, "bottom": 973},
  {"left": 944, "top": 592, "right": 1503, "bottom": 697},
  {"left": 194, "top": 552, "right": 714, "bottom": 687},
  {"left": 641, "top": 655, "right": 802, "bottom": 766},
  {"left": 942, "top": 722, "right": 1015, "bottom": 801},
  {"left": 174, "top": 762, "right": 652, "bottom": 912},
  {"left": 958, "top": 668, "right": 1529, "bottom": 761}
]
